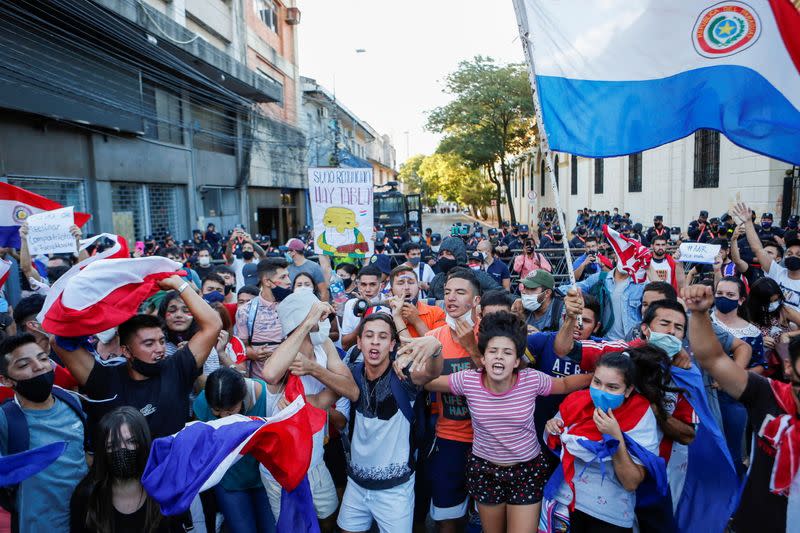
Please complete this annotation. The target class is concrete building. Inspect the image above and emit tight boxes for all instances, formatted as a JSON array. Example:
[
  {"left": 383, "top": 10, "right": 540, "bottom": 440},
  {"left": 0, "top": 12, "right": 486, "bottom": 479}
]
[
  {"left": 0, "top": 0, "right": 306, "bottom": 245},
  {"left": 301, "top": 76, "right": 397, "bottom": 186},
  {"left": 502, "top": 130, "right": 797, "bottom": 232}
]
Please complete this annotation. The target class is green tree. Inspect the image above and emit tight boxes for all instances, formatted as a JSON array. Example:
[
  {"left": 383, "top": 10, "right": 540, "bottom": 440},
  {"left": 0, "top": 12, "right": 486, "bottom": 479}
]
[
  {"left": 398, "top": 154, "right": 436, "bottom": 206},
  {"left": 427, "top": 56, "right": 535, "bottom": 224}
]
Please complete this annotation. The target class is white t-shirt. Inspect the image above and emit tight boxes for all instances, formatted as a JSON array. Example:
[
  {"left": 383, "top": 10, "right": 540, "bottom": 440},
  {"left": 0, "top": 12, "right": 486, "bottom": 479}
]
[
  {"left": 767, "top": 261, "right": 800, "bottom": 310},
  {"left": 231, "top": 257, "right": 257, "bottom": 291},
  {"left": 650, "top": 257, "right": 673, "bottom": 284},
  {"left": 341, "top": 298, "right": 360, "bottom": 336}
]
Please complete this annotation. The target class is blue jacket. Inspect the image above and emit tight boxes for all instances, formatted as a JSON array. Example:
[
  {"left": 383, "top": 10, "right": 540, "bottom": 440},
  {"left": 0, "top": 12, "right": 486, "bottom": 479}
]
[{"left": 560, "top": 271, "right": 645, "bottom": 339}]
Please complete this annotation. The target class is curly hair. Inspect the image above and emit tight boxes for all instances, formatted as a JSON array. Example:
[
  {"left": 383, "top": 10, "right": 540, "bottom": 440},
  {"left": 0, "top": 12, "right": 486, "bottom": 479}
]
[{"left": 477, "top": 311, "right": 527, "bottom": 360}]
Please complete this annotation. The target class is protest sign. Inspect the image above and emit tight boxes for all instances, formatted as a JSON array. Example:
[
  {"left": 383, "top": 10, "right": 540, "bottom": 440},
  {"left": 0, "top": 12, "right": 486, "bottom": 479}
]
[
  {"left": 308, "top": 168, "right": 373, "bottom": 260},
  {"left": 678, "top": 242, "right": 720, "bottom": 265},
  {"left": 26, "top": 206, "right": 77, "bottom": 255}
]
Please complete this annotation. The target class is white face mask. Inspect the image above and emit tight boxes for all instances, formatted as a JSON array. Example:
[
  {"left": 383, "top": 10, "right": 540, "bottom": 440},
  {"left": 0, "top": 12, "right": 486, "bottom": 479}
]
[
  {"left": 96, "top": 327, "right": 117, "bottom": 345},
  {"left": 446, "top": 309, "right": 475, "bottom": 331},
  {"left": 310, "top": 319, "right": 331, "bottom": 346},
  {"left": 295, "top": 286, "right": 314, "bottom": 293},
  {"left": 197, "top": 256, "right": 211, "bottom": 267},
  {"left": 521, "top": 293, "right": 542, "bottom": 312},
  {"left": 768, "top": 300, "right": 782, "bottom": 313},
  {"left": 431, "top": 245, "right": 441, "bottom": 253}
]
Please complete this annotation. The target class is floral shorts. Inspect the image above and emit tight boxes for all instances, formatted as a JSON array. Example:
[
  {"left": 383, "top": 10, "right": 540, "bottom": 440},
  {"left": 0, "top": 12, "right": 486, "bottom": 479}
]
[{"left": 465, "top": 452, "right": 552, "bottom": 506}]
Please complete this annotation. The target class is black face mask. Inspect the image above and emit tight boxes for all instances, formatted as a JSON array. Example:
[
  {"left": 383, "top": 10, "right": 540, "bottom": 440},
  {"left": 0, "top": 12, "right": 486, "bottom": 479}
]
[
  {"left": 272, "top": 286, "right": 293, "bottom": 302},
  {"left": 342, "top": 278, "right": 354, "bottom": 289},
  {"left": 225, "top": 284, "right": 235, "bottom": 294},
  {"left": 437, "top": 258, "right": 457, "bottom": 274},
  {"left": 13, "top": 370, "right": 55, "bottom": 403},
  {"left": 786, "top": 257, "right": 800, "bottom": 272},
  {"left": 242, "top": 251, "right": 255, "bottom": 261},
  {"left": 109, "top": 448, "right": 140, "bottom": 479},
  {"left": 130, "top": 357, "right": 166, "bottom": 377}
]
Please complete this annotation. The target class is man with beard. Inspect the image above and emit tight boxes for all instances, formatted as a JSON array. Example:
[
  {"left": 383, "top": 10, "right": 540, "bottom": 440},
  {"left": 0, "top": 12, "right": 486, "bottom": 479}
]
[
  {"left": 386, "top": 265, "right": 445, "bottom": 338},
  {"left": 644, "top": 215, "right": 668, "bottom": 246},
  {"left": 647, "top": 235, "right": 684, "bottom": 292}
]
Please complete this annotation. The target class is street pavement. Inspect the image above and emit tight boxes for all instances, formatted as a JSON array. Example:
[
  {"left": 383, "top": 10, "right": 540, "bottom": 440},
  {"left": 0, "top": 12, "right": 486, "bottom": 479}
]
[{"left": 422, "top": 211, "right": 480, "bottom": 237}]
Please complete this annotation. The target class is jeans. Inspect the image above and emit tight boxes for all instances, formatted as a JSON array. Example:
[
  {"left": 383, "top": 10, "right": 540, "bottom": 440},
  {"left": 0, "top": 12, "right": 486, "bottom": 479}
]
[
  {"left": 718, "top": 390, "right": 748, "bottom": 477},
  {"left": 214, "top": 484, "right": 275, "bottom": 533}
]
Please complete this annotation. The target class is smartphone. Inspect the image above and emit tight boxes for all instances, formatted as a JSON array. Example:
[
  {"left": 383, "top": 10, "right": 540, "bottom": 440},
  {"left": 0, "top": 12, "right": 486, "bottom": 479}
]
[{"left": 135, "top": 241, "right": 145, "bottom": 255}]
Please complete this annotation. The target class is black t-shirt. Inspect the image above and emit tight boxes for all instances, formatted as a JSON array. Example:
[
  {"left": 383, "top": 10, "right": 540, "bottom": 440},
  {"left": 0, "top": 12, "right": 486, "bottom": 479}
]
[
  {"left": 732, "top": 373, "right": 788, "bottom": 532},
  {"left": 83, "top": 346, "right": 200, "bottom": 439}
]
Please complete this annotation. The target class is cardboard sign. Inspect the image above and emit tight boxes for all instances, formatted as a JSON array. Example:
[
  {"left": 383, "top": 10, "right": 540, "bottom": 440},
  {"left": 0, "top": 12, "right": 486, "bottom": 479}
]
[
  {"left": 26, "top": 206, "right": 77, "bottom": 255},
  {"left": 308, "top": 168, "right": 373, "bottom": 260},
  {"left": 678, "top": 242, "right": 720, "bottom": 264}
]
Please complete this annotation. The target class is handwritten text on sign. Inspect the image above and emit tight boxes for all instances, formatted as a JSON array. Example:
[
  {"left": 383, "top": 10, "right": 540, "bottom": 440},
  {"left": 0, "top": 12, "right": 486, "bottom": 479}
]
[
  {"left": 26, "top": 206, "right": 77, "bottom": 255},
  {"left": 678, "top": 242, "right": 720, "bottom": 265}
]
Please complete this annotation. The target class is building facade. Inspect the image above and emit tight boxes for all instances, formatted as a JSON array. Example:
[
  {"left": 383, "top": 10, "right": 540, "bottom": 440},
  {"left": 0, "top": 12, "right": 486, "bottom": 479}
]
[{"left": 502, "top": 131, "right": 796, "bottom": 232}]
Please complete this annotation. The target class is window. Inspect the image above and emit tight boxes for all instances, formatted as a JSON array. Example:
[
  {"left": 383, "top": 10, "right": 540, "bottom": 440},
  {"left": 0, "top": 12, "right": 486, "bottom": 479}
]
[
  {"left": 594, "top": 158, "right": 604, "bottom": 194},
  {"left": 540, "top": 159, "right": 545, "bottom": 196},
  {"left": 694, "top": 129, "right": 720, "bottom": 188},
  {"left": 142, "top": 79, "right": 183, "bottom": 145},
  {"left": 514, "top": 169, "right": 518, "bottom": 197},
  {"left": 191, "top": 100, "right": 235, "bottom": 155},
  {"left": 570, "top": 155, "right": 578, "bottom": 195},
  {"left": 6, "top": 177, "right": 87, "bottom": 213},
  {"left": 530, "top": 161, "right": 535, "bottom": 191},
  {"left": 112, "top": 183, "right": 186, "bottom": 244},
  {"left": 254, "top": 0, "right": 279, "bottom": 33},
  {"left": 628, "top": 152, "right": 642, "bottom": 192},
  {"left": 554, "top": 155, "right": 559, "bottom": 188}
]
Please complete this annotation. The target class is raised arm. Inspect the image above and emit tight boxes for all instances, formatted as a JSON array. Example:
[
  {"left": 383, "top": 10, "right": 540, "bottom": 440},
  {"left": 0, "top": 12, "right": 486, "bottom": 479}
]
[
  {"left": 554, "top": 288, "right": 582, "bottom": 356},
  {"left": 729, "top": 226, "right": 750, "bottom": 274},
  {"left": 18, "top": 224, "right": 41, "bottom": 283},
  {"left": 51, "top": 338, "right": 96, "bottom": 387},
  {"left": 394, "top": 335, "right": 444, "bottom": 386},
  {"left": 731, "top": 203, "right": 772, "bottom": 272},
  {"left": 548, "top": 373, "right": 593, "bottom": 395},
  {"left": 289, "top": 339, "right": 359, "bottom": 401},
  {"left": 683, "top": 284, "right": 749, "bottom": 399},
  {"left": 160, "top": 275, "right": 222, "bottom": 368}
]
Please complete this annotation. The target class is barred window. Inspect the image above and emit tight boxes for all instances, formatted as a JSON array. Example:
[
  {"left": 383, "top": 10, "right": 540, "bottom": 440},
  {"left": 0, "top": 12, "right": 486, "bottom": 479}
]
[
  {"left": 594, "top": 159, "right": 604, "bottom": 194},
  {"left": 530, "top": 160, "right": 535, "bottom": 192},
  {"left": 142, "top": 79, "right": 183, "bottom": 145},
  {"left": 570, "top": 155, "right": 578, "bottom": 195},
  {"left": 628, "top": 153, "right": 642, "bottom": 192},
  {"left": 6, "top": 177, "right": 87, "bottom": 213},
  {"left": 694, "top": 129, "right": 720, "bottom": 188},
  {"left": 112, "top": 183, "right": 185, "bottom": 243},
  {"left": 191, "top": 101, "right": 235, "bottom": 155},
  {"left": 540, "top": 159, "right": 545, "bottom": 197},
  {"left": 554, "top": 155, "right": 560, "bottom": 188},
  {"left": 112, "top": 184, "right": 145, "bottom": 246}
]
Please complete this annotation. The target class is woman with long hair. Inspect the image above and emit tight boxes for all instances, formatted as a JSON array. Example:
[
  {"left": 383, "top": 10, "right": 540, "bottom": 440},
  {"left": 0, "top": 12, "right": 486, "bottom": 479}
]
[
  {"left": 70, "top": 406, "right": 185, "bottom": 532},
  {"left": 744, "top": 276, "right": 800, "bottom": 380},
  {"left": 193, "top": 367, "right": 279, "bottom": 533},
  {"left": 158, "top": 291, "right": 198, "bottom": 358},
  {"left": 540, "top": 347, "right": 675, "bottom": 533}
]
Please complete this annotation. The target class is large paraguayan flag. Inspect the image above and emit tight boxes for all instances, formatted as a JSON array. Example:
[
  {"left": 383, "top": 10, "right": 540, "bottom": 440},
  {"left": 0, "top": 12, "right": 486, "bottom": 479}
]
[
  {"left": 0, "top": 182, "right": 91, "bottom": 249},
  {"left": 515, "top": 0, "right": 800, "bottom": 164}
]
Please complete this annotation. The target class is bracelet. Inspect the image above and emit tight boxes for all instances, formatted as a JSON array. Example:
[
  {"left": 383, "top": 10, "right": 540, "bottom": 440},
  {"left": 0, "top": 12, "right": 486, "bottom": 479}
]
[
  {"left": 397, "top": 327, "right": 408, "bottom": 335},
  {"left": 177, "top": 281, "right": 189, "bottom": 294},
  {"left": 431, "top": 345, "right": 442, "bottom": 359}
]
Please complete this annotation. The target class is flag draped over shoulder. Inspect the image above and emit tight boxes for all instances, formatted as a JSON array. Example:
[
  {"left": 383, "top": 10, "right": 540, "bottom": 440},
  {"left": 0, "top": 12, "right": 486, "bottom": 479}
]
[
  {"left": 514, "top": 0, "right": 800, "bottom": 165},
  {"left": 0, "top": 182, "right": 91, "bottom": 248},
  {"left": 39, "top": 256, "right": 182, "bottom": 336},
  {"left": 142, "top": 375, "right": 326, "bottom": 530},
  {"left": 603, "top": 224, "right": 652, "bottom": 283}
]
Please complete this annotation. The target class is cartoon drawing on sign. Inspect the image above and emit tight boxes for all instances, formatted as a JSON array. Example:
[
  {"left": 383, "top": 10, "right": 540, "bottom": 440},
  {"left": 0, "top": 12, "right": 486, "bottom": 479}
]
[{"left": 317, "top": 207, "right": 369, "bottom": 259}]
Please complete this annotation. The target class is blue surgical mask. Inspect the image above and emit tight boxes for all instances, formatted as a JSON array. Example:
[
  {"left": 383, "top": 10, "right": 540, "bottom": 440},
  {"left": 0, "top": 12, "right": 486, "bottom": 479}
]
[
  {"left": 648, "top": 330, "right": 683, "bottom": 358},
  {"left": 409, "top": 257, "right": 421, "bottom": 266},
  {"left": 411, "top": 236, "right": 420, "bottom": 243},
  {"left": 714, "top": 296, "right": 739, "bottom": 314},
  {"left": 590, "top": 386, "right": 625, "bottom": 412}
]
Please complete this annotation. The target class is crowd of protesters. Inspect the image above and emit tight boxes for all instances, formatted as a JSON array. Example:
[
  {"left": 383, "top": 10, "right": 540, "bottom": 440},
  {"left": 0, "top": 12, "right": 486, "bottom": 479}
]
[{"left": 1, "top": 199, "right": 799, "bottom": 533}]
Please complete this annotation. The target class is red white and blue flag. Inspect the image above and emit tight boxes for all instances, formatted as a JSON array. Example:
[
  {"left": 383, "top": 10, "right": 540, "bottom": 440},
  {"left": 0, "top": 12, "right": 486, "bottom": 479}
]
[
  {"left": 142, "top": 375, "right": 326, "bottom": 532},
  {"left": 38, "top": 256, "right": 182, "bottom": 336},
  {"left": 514, "top": 0, "right": 800, "bottom": 165},
  {"left": 603, "top": 224, "right": 652, "bottom": 283},
  {"left": 0, "top": 182, "right": 91, "bottom": 249}
]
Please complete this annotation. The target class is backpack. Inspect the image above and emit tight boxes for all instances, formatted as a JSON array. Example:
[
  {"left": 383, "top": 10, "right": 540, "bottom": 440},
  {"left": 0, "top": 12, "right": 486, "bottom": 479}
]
[
  {"left": 587, "top": 271, "right": 614, "bottom": 337},
  {"left": 0, "top": 387, "right": 88, "bottom": 513}
]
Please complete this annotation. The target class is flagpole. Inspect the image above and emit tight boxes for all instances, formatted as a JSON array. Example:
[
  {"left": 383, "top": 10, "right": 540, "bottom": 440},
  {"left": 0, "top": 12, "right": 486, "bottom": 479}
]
[{"left": 512, "top": 0, "right": 582, "bottom": 323}]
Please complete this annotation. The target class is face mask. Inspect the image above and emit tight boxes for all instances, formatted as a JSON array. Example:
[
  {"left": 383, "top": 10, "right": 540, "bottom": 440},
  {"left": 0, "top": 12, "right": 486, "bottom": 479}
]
[
  {"left": 341, "top": 277, "right": 353, "bottom": 289},
  {"left": 411, "top": 236, "right": 420, "bottom": 243},
  {"left": 310, "top": 319, "right": 331, "bottom": 346},
  {"left": 714, "top": 296, "right": 739, "bottom": 314},
  {"left": 96, "top": 327, "right": 117, "bottom": 345},
  {"left": 13, "top": 369, "right": 55, "bottom": 403},
  {"left": 437, "top": 258, "right": 457, "bottom": 274},
  {"left": 242, "top": 251, "right": 255, "bottom": 261},
  {"left": 225, "top": 284, "right": 235, "bottom": 294},
  {"left": 762, "top": 221, "right": 773, "bottom": 229},
  {"left": 130, "top": 357, "right": 166, "bottom": 377},
  {"left": 284, "top": 252, "right": 293, "bottom": 263},
  {"left": 198, "top": 256, "right": 211, "bottom": 267},
  {"left": 590, "top": 386, "right": 625, "bottom": 412},
  {"left": 445, "top": 309, "right": 475, "bottom": 331},
  {"left": 521, "top": 293, "right": 542, "bottom": 312},
  {"left": 648, "top": 331, "right": 683, "bottom": 358},
  {"left": 109, "top": 448, "right": 140, "bottom": 479},
  {"left": 295, "top": 286, "right": 314, "bottom": 293},
  {"left": 203, "top": 291, "right": 225, "bottom": 304},
  {"left": 786, "top": 257, "right": 800, "bottom": 272},
  {"left": 431, "top": 245, "right": 440, "bottom": 253},
  {"left": 768, "top": 300, "right": 782, "bottom": 313},
  {"left": 409, "top": 257, "right": 421, "bottom": 266},
  {"left": 271, "top": 286, "right": 293, "bottom": 302},
  {"left": 469, "top": 265, "right": 481, "bottom": 271}
]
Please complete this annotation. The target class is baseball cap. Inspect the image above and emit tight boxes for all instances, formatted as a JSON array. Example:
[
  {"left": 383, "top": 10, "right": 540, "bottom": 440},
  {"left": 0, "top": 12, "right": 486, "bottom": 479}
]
[
  {"left": 762, "top": 212, "right": 774, "bottom": 219},
  {"left": 653, "top": 215, "right": 663, "bottom": 221},
  {"left": 468, "top": 251, "right": 484, "bottom": 264},
  {"left": 521, "top": 270, "right": 555, "bottom": 290},
  {"left": 284, "top": 238, "right": 305, "bottom": 252},
  {"left": 242, "top": 263, "right": 259, "bottom": 287},
  {"left": 430, "top": 233, "right": 442, "bottom": 246},
  {"left": 518, "top": 224, "right": 529, "bottom": 233},
  {"left": 369, "top": 253, "right": 393, "bottom": 275},
  {"left": 699, "top": 210, "right": 709, "bottom": 217}
]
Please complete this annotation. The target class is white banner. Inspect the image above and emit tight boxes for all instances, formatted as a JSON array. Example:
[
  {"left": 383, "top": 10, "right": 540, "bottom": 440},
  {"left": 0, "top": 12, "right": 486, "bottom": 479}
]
[
  {"left": 308, "top": 168, "right": 373, "bottom": 260},
  {"left": 678, "top": 242, "right": 721, "bottom": 264},
  {"left": 26, "top": 206, "right": 77, "bottom": 255}
]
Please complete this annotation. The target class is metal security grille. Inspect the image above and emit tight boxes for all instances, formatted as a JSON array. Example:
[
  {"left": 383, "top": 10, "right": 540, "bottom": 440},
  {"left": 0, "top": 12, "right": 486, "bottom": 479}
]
[
  {"left": 628, "top": 153, "right": 643, "bottom": 192},
  {"left": 694, "top": 129, "right": 720, "bottom": 189},
  {"left": 570, "top": 155, "right": 578, "bottom": 195},
  {"left": 112, "top": 183, "right": 145, "bottom": 244},
  {"left": 148, "top": 185, "right": 181, "bottom": 239},
  {"left": 594, "top": 159, "right": 604, "bottom": 194},
  {"left": 6, "top": 176, "right": 87, "bottom": 212}
]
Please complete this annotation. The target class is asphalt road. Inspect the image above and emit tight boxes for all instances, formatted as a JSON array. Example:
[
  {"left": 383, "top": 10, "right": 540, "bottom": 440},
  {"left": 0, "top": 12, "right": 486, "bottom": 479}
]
[{"left": 422, "top": 211, "right": 482, "bottom": 237}]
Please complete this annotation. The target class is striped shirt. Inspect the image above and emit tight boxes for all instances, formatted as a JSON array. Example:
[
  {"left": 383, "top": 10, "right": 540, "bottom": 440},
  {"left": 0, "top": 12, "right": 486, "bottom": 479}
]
[{"left": 449, "top": 368, "right": 553, "bottom": 464}]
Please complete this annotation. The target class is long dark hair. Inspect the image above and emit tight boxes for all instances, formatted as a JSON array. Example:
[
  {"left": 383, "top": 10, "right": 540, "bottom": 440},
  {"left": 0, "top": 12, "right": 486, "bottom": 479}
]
[
  {"left": 597, "top": 346, "right": 684, "bottom": 422},
  {"left": 205, "top": 367, "right": 247, "bottom": 412},
  {"left": 157, "top": 290, "right": 198, "bottom": 346},
  {"left": 716, "top": 276, "right": 749, "bottom": 321},
  {"left": 85, "top": 407, "right": 161, "bottom": 532},
  {"left": 746, "top": 277, "right": 783, "bottom": 327}
]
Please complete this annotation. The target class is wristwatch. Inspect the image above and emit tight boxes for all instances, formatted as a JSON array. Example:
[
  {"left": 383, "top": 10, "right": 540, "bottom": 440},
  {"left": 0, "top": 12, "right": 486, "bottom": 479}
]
[{"left": 177, "top": 281, "right": 189, "bottom": 294}]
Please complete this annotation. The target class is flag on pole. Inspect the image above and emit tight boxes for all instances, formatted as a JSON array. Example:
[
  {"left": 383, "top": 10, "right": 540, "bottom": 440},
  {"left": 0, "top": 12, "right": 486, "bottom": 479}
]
[
  {"left": 603, "top": 224, "right": 652, "bottom": 283},
  {"left": 515, "top": 0, "right": 800, "bottom": 164},
  {"left": 142, "top": 375, "right": 326, "bottom": 531},
  {"left": 39, "top": 257, "right": 182, "bottom": 336},
  {"left": 0, "top": 182, "right": 92, "bottom": 248}
]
